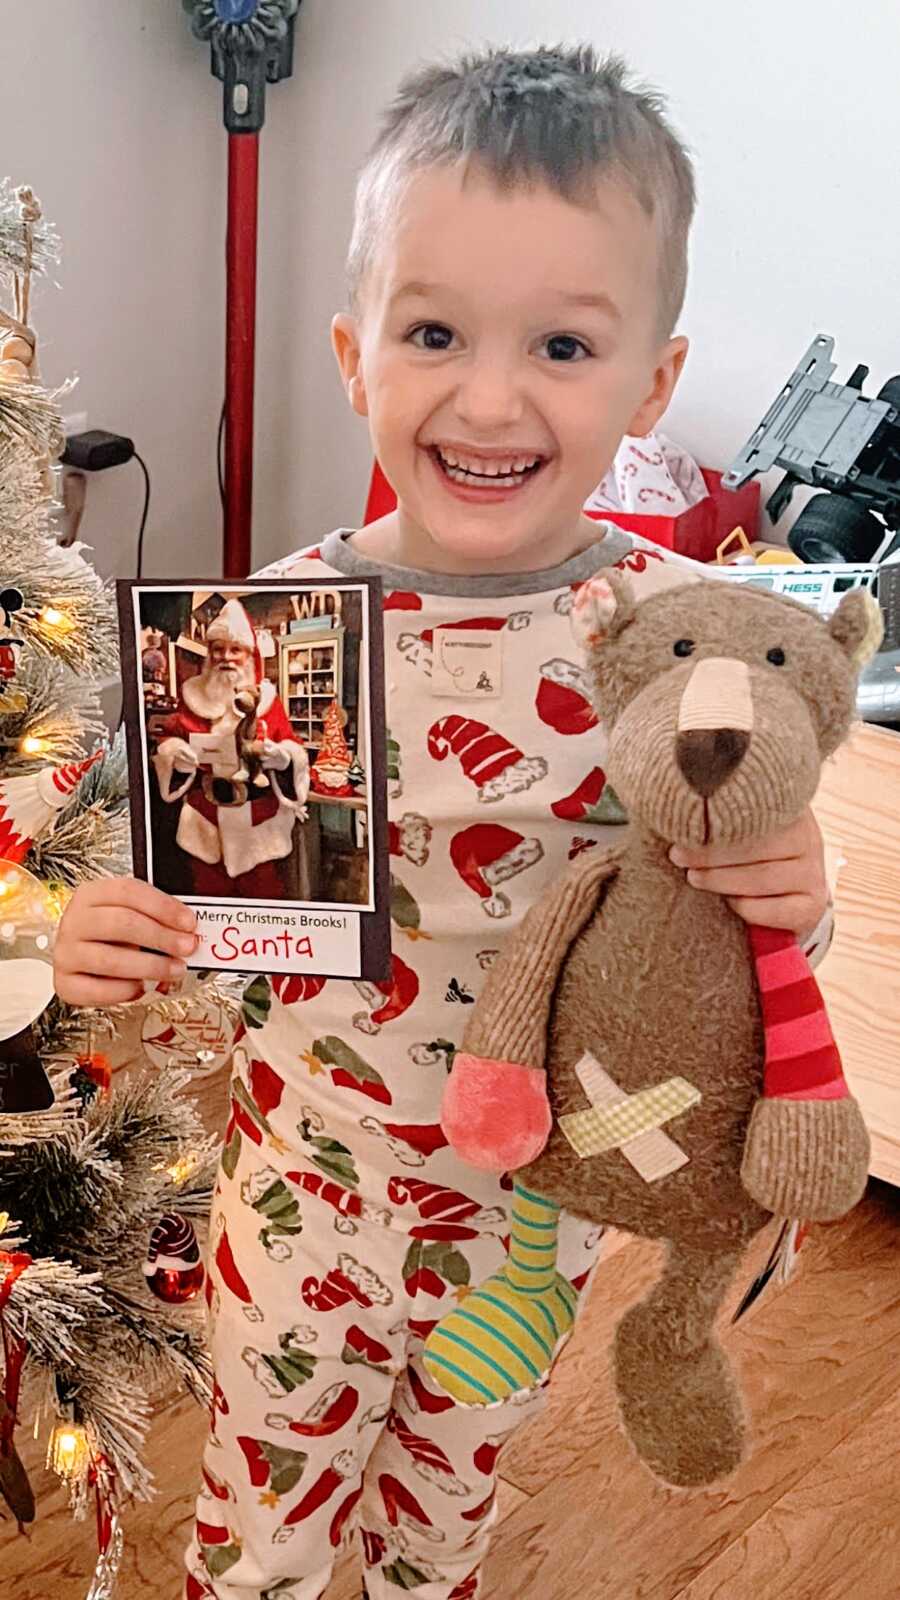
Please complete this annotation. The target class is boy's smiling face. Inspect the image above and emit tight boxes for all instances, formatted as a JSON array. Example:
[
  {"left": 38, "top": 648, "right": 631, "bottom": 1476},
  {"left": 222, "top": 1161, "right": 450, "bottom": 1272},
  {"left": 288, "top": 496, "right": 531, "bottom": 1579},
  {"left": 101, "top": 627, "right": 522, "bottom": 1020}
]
[{"left": 334, "top": 165, "right": 687, "bottom": 574}]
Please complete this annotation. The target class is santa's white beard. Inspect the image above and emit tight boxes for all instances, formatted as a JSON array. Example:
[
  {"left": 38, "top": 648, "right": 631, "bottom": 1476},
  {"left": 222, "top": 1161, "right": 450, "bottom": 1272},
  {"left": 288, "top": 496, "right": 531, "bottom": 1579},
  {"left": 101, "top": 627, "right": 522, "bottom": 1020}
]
[{"left": 199, "top": 661, "right": 256, "bottom": 719}]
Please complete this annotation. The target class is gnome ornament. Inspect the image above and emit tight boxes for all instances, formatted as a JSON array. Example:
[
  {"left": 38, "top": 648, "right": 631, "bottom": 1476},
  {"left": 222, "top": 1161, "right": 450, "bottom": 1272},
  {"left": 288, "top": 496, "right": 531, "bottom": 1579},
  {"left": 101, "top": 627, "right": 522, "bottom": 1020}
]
[
  {"left": 143, "top": 1213, "right": 205, "bottom": 1304},
  {"left": 0, "top": 860, "right": 61, "bottom": 1113},
  {"left": 311, "top": 701, "right": 354, "bottom": 797}
]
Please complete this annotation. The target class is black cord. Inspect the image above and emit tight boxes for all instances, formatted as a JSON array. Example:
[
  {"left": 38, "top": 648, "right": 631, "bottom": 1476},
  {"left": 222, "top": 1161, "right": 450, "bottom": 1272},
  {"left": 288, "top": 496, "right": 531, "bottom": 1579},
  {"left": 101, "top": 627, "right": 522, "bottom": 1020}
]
[
  {"left": 217, "top": 400, "right": 226, "bottom": 507},
  {"left": 133, "top": 451, "right": 152, "bottom": 579}
]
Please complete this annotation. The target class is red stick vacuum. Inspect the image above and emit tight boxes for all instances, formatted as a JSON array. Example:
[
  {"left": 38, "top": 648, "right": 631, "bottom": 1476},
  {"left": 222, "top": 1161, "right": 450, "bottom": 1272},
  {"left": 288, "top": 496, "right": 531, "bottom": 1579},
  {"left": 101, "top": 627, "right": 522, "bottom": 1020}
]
[
  {"left": 185, "top": 1, "right": 301, "bottom": 575},
  {"left": 225, "top": 132, "right": 259, "bottom": 577}
]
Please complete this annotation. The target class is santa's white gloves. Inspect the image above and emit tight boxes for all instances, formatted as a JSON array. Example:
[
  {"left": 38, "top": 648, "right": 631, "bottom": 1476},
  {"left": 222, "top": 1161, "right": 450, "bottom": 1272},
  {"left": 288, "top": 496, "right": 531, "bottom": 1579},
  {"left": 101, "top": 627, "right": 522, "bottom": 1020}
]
[{"left": 259, "top": 739, "right": 291, "bottom": 772}]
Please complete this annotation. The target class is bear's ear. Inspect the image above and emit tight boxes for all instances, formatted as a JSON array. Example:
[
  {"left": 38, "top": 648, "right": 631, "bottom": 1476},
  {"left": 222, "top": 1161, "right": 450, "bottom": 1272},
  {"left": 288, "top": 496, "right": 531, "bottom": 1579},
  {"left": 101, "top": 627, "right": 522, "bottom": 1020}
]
[
  {"left": 571, "top": 570, "right": 636, "bottom": 654},
  {"left": 829, "top": 588, "right": 884, "bottom": 668}
]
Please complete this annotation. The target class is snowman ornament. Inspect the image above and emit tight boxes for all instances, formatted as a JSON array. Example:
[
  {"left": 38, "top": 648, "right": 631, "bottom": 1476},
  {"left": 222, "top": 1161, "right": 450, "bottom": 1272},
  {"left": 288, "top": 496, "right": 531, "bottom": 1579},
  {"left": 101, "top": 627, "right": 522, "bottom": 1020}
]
[{"left": 0, "top": 860, "right": 59, "bottom": 1113}]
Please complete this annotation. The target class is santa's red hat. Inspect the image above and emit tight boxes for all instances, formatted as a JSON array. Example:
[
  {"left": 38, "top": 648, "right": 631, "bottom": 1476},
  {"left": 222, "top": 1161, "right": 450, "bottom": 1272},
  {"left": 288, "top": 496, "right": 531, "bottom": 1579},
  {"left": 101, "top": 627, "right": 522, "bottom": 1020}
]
[
  {"left": 206, "top": 598, "right": 262, "bottom": 684},
  {"left": 449, "top": 824, "right": 543, "bottom": 918},
  {"left": 427, "top": 715, "right": 547, "bottom": 803}
]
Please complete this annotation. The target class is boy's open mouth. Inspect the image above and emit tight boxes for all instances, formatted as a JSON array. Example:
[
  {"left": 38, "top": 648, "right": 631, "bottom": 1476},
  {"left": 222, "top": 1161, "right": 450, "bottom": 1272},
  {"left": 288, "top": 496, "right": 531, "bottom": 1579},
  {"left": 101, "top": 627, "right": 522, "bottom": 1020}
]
[{"left": 429, "top": 444, "right": 546, "bottom": 491}]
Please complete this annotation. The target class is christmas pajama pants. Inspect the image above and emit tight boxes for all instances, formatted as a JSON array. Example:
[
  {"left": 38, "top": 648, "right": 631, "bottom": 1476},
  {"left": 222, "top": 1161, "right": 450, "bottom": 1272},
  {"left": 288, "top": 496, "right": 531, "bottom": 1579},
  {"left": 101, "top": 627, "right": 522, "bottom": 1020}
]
[{"left": 184, "top": 1133, "right": 602, "bottom": 1600}]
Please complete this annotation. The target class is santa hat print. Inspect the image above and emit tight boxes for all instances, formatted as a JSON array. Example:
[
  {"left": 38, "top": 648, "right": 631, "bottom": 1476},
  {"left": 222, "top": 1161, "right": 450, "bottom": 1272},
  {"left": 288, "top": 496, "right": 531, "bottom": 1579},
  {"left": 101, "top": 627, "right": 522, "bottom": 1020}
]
[
  {"left": 449, "top": 824, "right": 544, "bottom": 918},
  {"left": 211, "top": 1222, "right": 262, "bottom": 1321},
  {"left": 535, "top": 657, "right": 599, "bottom": 736},
  {"left": 353, "top": 954, "right": 420, "bottom": 1035},
  {"left": 206, "top": 598, "right": 263, "bottom": 683},
  {"left": 427, "top": 715, "right": 547, "bottom": 804},
  {"left": 551, "top": 767, "right": 627, "bottom": 824},
  {"left": 388, "top": 812, "right": 432, "bottom": 867}
]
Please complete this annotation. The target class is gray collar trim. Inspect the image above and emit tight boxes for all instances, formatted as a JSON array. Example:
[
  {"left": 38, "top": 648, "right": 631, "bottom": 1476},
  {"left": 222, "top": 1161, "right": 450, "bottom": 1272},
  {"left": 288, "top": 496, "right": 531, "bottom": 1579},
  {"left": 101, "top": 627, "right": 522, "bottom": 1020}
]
[{"left": 318, "top": 525, "right": 632, "bottom": 597}]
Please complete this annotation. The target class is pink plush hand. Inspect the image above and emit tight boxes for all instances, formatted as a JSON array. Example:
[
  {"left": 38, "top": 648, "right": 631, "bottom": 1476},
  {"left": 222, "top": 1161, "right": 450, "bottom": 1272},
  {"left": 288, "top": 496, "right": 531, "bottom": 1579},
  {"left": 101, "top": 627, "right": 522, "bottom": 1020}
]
[{"left": 441, "top": 1052, "right": 552, "bottom": 1173}]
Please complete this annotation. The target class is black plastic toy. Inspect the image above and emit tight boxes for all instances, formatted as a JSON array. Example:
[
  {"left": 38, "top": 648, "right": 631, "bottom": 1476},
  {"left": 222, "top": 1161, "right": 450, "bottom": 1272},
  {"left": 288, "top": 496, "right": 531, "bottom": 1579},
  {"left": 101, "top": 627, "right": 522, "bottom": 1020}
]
[{"left": 724, "top": 335, "right": 900, "bottom": 565}]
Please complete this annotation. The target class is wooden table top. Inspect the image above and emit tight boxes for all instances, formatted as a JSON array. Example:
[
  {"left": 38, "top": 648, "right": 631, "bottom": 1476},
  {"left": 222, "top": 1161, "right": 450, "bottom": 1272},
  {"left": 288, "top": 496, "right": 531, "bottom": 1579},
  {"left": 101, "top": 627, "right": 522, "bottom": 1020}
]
[{"left": 813, "top": 721, "right": 900, "bottom": 1185}]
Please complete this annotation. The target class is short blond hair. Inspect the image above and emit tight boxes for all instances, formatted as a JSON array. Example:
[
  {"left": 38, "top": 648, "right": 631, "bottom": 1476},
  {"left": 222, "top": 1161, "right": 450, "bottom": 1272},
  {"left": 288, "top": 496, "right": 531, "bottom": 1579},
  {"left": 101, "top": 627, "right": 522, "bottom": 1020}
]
[{"left": 348, "top": 44, "right": 696, "bottom": 336}]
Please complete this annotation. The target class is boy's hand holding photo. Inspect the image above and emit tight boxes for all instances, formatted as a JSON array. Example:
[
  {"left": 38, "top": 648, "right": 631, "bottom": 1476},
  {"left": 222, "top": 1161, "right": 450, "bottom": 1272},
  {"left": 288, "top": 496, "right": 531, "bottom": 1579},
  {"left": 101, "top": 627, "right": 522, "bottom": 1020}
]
[{"left": 54, "top": 878, "right": 198, "bottom": 1007}]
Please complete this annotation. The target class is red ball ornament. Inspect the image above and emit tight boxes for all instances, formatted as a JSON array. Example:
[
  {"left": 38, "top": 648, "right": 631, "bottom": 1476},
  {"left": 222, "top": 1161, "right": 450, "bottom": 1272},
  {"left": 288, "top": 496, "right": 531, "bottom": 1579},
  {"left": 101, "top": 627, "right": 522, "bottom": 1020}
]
[
  {"left": 74, "top": 1051, "right": 112, "bottom": 1102},
  {"left": 143, "top": 1213, "right": 205, "bottom": 1304}
]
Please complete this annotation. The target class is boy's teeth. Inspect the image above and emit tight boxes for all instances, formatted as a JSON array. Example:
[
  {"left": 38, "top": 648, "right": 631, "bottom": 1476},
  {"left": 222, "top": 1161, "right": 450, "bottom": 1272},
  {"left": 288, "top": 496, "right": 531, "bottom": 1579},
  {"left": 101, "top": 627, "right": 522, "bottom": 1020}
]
[{"left": 436, "top": 448, "right": 539, "bottom": 480}]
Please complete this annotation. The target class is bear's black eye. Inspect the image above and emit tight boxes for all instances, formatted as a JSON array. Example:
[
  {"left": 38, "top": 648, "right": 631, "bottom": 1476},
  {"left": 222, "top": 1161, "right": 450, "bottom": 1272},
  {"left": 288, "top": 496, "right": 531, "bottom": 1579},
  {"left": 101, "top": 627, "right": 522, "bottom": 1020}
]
[
  {"left": 673, "top": 639, "right": 695, "bottom": 658},
  {"left": 767, "top": 647, "right": 786, "bottom": 667}
]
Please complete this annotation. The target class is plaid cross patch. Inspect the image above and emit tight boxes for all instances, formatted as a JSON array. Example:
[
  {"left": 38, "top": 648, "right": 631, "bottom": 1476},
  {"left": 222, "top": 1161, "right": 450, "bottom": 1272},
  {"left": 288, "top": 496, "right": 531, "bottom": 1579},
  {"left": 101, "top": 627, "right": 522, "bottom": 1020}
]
[{"left": 559, "top": 1054, "right": 701, "bottom": 1181}]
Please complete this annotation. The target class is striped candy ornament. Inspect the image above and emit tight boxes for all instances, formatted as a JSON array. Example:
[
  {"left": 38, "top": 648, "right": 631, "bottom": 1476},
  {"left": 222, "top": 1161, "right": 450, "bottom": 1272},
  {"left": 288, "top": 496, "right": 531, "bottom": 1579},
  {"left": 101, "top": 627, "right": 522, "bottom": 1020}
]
[
  {"left": 749, "top": 925, "right": 849, "bottom": 1102},
  {"left": 0, "top": 751, "right": 102, "bottom": 863}
]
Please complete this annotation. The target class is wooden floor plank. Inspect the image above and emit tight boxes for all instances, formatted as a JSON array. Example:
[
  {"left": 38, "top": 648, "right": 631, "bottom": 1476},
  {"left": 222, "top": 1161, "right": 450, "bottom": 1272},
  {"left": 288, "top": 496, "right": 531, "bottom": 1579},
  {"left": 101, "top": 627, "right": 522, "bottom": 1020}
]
[
  {"left": 674, "top": 1388, "right": 900, "bottom": 1600},
  {"left": 500, "top": 1193, "right": 877, "bottom": 1498},
  {"left": 3, "top": 1187, "right": 897, "bottom": 1599},
  {"left": 482, "top": 1185, "right": 900, "bottom": 1600},
  {"left": 3, "top": 1395, "right": 205, "bottom": 1600}
]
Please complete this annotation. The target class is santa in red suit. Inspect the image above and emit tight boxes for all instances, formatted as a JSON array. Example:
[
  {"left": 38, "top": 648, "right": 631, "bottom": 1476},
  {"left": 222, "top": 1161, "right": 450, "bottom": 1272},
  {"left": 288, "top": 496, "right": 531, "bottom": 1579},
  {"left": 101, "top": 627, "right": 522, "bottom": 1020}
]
[{"left": 152, "top": 599, "right": 310, "bottom": 898}]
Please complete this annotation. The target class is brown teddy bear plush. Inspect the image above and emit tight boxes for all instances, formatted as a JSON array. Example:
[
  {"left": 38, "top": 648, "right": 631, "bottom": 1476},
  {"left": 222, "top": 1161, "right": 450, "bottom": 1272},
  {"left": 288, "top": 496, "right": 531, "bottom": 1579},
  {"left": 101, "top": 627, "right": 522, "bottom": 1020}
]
[{"left": 422, "top": 573, "right": 881, "bottom": 1489}]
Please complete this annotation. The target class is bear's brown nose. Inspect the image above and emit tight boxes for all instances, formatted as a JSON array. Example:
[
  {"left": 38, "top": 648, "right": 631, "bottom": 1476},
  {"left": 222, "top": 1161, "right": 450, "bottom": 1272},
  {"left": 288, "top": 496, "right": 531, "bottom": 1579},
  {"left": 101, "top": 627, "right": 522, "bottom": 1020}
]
[{"left": 676, "top": 729, "right": 750, "bottom": 796}]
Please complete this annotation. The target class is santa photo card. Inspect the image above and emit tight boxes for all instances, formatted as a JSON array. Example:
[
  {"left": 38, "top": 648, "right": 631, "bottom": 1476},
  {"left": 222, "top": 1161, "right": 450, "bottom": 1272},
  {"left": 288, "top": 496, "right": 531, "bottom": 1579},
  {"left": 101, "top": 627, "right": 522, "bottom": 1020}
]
[{"left": 117, "top": 579, "right": 390, "bottom": 980}]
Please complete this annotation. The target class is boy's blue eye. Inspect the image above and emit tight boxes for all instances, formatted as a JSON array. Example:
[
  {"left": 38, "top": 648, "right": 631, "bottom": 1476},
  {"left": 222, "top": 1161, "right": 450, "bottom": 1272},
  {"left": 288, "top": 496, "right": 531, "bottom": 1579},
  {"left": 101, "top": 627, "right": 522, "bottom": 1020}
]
[
  {"left": 542, "top": 334, "right": 590, "bottom": 362},
  {"left": 409, "top": 323, "right": 455, "bottom": 351}
]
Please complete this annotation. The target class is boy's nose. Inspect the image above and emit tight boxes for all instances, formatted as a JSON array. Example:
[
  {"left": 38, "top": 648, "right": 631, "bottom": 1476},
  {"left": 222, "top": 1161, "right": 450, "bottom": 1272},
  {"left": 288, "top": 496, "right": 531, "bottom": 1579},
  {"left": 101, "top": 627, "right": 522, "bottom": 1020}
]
[{"left": 454, "top": 362, "right": 525, "bottom": 430}]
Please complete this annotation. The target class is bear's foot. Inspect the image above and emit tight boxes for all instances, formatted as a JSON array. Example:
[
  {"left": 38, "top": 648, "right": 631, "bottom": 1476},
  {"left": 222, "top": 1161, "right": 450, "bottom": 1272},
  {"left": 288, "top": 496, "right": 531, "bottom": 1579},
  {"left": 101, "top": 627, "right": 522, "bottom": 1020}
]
[
  {"left": 422, "top": 1268, "right": 577, "bottom": 1406},
  {"left": 613, "top": 1299, "right": 746, "bottom": 1487}
]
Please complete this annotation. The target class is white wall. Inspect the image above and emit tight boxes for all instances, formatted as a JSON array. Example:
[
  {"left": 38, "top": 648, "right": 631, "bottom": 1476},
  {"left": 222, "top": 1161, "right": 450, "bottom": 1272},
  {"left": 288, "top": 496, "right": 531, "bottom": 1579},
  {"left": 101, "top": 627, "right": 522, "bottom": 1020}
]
[
  {"left": 2, "top": 3, "right": 226, "bottom": 578},
  {"left": 3, "top": 0, "right": 900, "bottom": 577}
]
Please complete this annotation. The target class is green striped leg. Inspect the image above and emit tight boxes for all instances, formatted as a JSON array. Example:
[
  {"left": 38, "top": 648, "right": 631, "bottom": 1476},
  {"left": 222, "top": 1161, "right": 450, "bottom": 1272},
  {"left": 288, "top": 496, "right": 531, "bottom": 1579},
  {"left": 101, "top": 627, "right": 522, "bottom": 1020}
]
[{"left": 421, "top": 1184, "right": 578, "bottom": 1406}]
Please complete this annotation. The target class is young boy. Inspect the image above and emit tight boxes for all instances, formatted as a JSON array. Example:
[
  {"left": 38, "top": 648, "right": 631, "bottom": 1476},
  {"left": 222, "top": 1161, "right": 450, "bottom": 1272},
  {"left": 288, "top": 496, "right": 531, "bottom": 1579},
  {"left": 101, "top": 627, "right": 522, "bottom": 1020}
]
[{"left": 54, "top": 45, "right": 830, "bottom": 1600}]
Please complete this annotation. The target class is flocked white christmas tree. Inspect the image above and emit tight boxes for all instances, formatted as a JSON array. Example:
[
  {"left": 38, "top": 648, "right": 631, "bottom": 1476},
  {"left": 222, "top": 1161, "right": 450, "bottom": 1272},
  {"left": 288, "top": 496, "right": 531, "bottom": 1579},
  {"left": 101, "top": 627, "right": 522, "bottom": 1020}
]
[{"left": 0, "top": 179, "right": 232, "bottom": 1597}]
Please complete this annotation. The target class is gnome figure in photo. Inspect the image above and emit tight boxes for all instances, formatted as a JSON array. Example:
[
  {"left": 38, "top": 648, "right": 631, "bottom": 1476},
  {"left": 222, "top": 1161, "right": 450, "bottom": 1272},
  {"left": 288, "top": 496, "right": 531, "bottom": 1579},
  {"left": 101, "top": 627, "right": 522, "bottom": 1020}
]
[{"left": 153, "top": 599, "right": 310, "bottom": 897}]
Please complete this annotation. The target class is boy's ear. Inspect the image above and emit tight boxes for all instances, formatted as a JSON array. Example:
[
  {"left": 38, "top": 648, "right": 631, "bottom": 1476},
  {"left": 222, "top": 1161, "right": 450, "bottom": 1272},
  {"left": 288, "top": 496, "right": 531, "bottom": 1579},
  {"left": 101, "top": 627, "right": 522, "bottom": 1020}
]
[
  {"left": 331, "top": 314, "right": 368, "bottom": 418},
  {"left": 626, "top": 336, "right": 689, "bottom": 439}
]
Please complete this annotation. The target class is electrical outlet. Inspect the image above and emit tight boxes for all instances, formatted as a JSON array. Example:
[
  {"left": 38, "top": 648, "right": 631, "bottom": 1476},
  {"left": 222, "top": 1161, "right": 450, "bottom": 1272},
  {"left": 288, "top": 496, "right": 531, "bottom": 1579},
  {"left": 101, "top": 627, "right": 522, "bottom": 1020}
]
[{"left": 62, "top": 410, "right": 88, "bottom": 437}]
